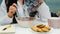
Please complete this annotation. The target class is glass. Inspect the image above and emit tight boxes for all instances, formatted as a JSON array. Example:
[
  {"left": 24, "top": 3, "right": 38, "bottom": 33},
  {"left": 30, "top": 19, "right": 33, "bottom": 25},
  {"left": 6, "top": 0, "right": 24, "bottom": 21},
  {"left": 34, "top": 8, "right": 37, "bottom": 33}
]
[{"left": 48, "top": 17, "right": 60, "bottom": 29}]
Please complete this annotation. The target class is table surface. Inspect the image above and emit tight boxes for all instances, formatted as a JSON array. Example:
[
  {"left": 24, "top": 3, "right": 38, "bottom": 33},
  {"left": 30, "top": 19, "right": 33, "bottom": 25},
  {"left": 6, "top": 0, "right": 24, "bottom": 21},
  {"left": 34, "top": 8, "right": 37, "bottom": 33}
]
[{"left": 12, "top": 20, "right": 60, "bottom": 34}]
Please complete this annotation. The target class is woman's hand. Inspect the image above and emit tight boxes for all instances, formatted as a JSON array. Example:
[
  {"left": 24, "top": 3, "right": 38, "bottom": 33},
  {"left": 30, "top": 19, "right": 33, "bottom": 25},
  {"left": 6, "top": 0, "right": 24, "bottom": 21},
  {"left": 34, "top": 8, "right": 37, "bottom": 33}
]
[
  {"left": 8, "top": 3, "right": 17, "bottom": 18},
  {"left": 39, "top": 0, "right": 44, "bottom": 3}
]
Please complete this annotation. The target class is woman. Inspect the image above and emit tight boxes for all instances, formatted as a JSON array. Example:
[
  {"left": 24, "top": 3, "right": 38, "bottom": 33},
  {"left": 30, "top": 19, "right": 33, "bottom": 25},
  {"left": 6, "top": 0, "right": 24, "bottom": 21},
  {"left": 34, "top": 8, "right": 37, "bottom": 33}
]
[
  {"left": 0, "top": 0, "right": 51, "bottom": 25},
  {"left": 0, "top": 0, "right": 17, "bottom": 25}
]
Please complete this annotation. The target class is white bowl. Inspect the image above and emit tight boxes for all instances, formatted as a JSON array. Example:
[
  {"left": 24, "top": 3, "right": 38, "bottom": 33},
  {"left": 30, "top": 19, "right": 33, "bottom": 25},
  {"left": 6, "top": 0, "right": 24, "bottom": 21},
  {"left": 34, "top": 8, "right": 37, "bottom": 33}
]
[{"left": 16, "top": 17, "right": 35, "bottom": 28}]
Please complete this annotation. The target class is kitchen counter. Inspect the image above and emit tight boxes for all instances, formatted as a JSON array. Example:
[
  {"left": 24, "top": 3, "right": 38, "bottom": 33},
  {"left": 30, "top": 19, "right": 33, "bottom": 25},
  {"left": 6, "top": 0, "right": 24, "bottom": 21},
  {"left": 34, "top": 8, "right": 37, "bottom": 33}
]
[{"left": 12, "top": 20, "right": 60, "bottom": 34}]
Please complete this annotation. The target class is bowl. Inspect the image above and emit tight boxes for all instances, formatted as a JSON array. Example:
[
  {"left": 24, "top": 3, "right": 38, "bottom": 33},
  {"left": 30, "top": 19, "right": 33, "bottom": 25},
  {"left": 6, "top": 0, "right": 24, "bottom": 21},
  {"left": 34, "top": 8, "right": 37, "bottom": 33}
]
[{"left": 16, "top": 17, "right": 35, "bottom": 28}]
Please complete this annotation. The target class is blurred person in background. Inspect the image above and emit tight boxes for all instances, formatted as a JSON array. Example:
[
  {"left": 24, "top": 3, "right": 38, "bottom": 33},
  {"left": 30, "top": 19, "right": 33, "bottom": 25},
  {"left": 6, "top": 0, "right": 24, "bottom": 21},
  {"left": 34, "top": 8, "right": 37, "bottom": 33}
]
[{"left": 0, "top": 0, "right": 51, "bottom": 25}]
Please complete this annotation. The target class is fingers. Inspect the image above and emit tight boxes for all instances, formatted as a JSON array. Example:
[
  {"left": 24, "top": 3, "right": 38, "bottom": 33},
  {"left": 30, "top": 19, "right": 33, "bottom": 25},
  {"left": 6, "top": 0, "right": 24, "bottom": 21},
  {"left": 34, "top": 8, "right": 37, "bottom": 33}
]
[
  {"left": 9, "top": 3, "right": 17, "bottom": 14},
  {"left": 9, "top": 6, "right": 17, "bottom": 11},
  {"left": 12, "top": 3, "right": 17, "bottom": 8},
  {"left": 39, "top": 0, "right": 44, "bottom": 3},
  {"left": 8, "top": 3, "right": 17, "bottom": 18}
]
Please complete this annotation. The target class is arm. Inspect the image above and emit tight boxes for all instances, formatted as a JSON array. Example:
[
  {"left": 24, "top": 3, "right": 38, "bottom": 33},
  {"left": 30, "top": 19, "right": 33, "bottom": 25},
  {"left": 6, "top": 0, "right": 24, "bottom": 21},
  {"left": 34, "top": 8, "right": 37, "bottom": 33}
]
[
  {"left": 0, "top": 0, "right": 13, "bottom": 25},
  {"left": 37, "top": 2, "right": 51, "bottom": 21}
]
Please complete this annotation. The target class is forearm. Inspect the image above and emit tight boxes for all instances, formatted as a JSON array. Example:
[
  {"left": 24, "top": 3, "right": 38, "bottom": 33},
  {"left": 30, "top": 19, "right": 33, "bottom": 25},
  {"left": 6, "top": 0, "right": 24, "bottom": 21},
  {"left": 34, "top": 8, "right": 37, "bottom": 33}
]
[{"left": 0, "top": 15, "right": 13, "bottom": 25}]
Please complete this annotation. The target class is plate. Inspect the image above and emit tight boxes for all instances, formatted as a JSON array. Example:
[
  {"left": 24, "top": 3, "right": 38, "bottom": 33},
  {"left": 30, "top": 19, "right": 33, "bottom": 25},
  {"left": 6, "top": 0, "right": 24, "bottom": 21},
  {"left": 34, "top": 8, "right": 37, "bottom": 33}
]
[{"left": 28, "top": 28, "right": 54, "bottom": 34}]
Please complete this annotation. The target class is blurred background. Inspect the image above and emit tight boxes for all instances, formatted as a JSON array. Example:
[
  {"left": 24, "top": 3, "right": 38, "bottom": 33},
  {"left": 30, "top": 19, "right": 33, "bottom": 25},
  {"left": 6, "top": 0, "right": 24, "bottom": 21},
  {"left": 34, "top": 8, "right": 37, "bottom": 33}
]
[
  {"left": 45, "top": 0, "right": 60, "bottom": 13},
  {"left": 0, "top": 0, "right": 60, "bottom": 17},
  {"left": 0, "top": 0, "right": 2, "bottom": 4}
]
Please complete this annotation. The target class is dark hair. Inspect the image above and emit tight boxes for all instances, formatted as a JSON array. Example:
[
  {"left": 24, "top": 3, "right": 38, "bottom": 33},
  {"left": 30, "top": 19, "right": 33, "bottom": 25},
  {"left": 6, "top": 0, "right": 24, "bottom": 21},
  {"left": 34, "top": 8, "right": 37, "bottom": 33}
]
[
  {"left": 5, "top": 0, "right": 17, "bottom": 23},
  {"left": 5, "top": 0, "right": 17, "bottom": 12}
]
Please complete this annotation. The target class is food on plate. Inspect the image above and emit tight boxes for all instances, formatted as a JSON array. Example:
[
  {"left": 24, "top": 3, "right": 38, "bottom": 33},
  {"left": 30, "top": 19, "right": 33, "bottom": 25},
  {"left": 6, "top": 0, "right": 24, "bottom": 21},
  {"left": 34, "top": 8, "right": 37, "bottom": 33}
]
[
  {"left": 31, "top": 24, "right": 51, "bottom": 32},
  {"left": 0, "top": 25, "right": 15, "bottom": 34},
  {"left": 37, "top": 28, "right": 43, "bottom": 32},
  {"left": 41, "top": 27, "right": 49, "bottom": 32},
  {"left": 31, "top": 27, "right": 38, "bottom": 32},
  {"left": 45, "top": 26, "right": 51, "bottom": 30},
  {"left": 37, "top": 24, "right": 46, "bottom": 28}
]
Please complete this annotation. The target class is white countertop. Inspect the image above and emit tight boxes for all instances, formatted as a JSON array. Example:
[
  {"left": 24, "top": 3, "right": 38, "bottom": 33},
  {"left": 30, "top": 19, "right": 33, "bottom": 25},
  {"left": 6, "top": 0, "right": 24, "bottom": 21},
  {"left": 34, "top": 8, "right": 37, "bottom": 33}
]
[
  {"left": 0, "top": 20, "right": 60, "bottom": 34},
  {"left": 12, "top": 20, "right": 60, "bottom": 34}
]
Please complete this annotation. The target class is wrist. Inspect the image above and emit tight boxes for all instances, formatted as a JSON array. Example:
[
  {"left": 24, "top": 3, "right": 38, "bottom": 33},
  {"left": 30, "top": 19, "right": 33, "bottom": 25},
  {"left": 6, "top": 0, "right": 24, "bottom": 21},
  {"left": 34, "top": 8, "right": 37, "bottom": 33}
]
[{"left": 8, "top": 12, "right": 13, "bottom": 18}]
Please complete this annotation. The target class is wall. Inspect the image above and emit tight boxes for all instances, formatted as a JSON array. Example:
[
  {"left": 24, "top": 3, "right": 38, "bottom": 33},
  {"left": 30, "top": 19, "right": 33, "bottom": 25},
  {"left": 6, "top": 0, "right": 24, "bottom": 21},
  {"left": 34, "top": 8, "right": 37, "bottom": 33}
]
[
  {"left": 45, "top": 0, "right": 60, "bottom": 13},
  {"left": 0, "top": 0, "right": 2, "bottom": 4}
]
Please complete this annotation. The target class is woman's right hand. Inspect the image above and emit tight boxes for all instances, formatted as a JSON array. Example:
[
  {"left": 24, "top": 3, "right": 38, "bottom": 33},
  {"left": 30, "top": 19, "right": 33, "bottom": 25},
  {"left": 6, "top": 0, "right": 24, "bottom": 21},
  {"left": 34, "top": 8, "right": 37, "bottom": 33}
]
[{"left": 8, "top": 3, "right": 17, "bottom": 18}]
